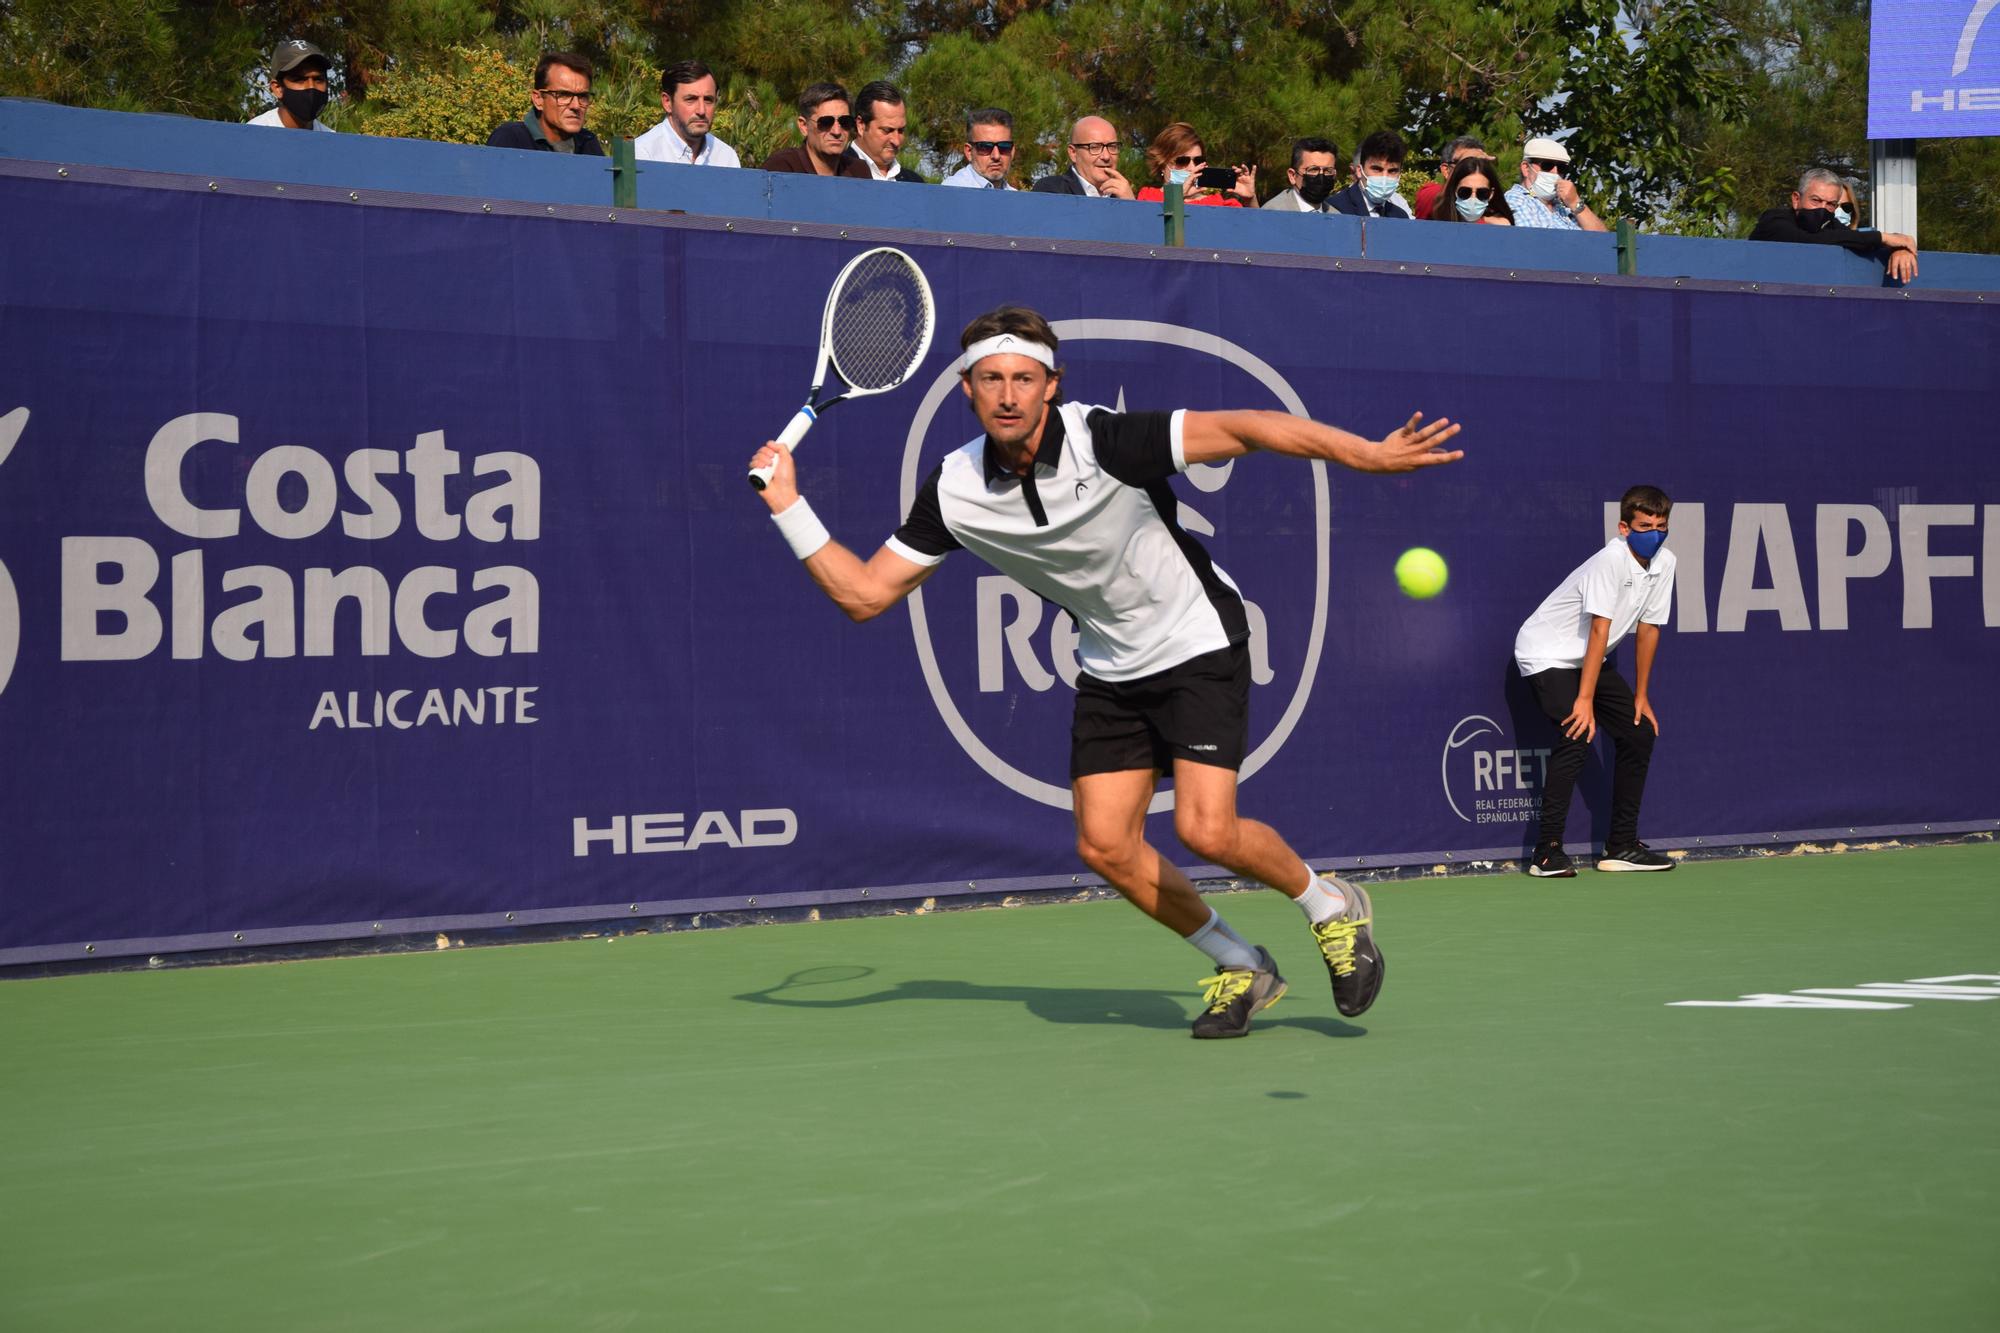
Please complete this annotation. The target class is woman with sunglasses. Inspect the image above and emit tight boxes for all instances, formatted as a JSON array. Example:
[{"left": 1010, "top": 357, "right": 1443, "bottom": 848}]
[
  {"left": 1425, "top": 156, "right": 1514, "bottom": 225},
  {"left": 1135, "top": 122, "right": 1256, "bottom": 207}
]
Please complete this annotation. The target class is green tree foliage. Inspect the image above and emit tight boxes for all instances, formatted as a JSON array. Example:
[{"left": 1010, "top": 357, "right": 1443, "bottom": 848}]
[
  {"left": 710, "top": 74, "right": 803, "bottom": 168},
  {"left": 360, "top": 45, "right": 524, "bottom": 143},
  {"left": 0, "top": 0, "right": 263, "bottom": 118}
]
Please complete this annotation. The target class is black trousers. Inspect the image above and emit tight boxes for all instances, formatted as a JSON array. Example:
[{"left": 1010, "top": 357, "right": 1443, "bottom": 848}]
[{"left": 1526, "top": 663, "right": 1657, "bottom": 848}]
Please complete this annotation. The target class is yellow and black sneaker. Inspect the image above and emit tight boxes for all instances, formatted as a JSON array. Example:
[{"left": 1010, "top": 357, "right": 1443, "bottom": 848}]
[
  {"left": 1311, "top": 881, "right": 1384, "bottom": 1017},
  {"left": 1191, "top": 945, "right": 1287, "bottom": 1039}
]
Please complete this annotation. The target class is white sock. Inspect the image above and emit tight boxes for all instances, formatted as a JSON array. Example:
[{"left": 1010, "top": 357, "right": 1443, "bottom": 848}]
[
  {"left": 1292, "top": 872, "right": 1349, "bottom": 925},
  {"left": 1187, "top": 909, "right": 1260, "bottom": 971}
]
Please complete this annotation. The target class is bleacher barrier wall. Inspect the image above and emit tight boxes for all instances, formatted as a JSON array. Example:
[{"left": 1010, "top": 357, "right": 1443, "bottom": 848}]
[{"left": 1, "top": 106, "right": 1996, "bottom": 965}]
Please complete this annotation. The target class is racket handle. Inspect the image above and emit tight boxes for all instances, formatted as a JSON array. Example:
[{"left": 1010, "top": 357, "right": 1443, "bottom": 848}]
[{"left": 748, "top": 407, "right": 817, "bottom": 490}]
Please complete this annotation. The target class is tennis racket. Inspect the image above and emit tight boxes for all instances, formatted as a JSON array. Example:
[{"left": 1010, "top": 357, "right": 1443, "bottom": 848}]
[{"left": 747, "top": 246, "right": 936, "bottom": 491}]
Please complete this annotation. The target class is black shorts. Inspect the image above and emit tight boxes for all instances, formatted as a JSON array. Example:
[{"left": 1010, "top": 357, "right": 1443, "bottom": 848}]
[{"left": 1070, "top": 643, "right": 1251, "bottom": 780}]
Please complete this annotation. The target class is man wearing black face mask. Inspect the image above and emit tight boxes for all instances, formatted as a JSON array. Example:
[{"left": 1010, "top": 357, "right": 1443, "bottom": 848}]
[
  {"left": 1751, "top": 167, "right": 1918, "bottom": 283},
  {"left": 1261, "top": 138, "right": 1342, "bottom": 213},
  {"left": 248, "top": 40, "right": 336, "bottom": 133}
]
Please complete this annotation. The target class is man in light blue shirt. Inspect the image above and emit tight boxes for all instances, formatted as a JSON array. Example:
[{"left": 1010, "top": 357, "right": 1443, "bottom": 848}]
[
  {"left": 942, "top": 109, "right": 1020, "bottom": 189},
  {"left": 1504, "top": 136, "right": 1608, "bottom": 231}
]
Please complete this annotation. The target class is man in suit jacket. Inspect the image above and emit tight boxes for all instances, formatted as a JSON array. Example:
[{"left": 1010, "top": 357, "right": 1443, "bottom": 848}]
[
  {"left": 1031, "top": 116, "right": 1134, "bottom": 198},
  {"left": 1327, "top": 129, "right": 1414, "bottom": 219}
]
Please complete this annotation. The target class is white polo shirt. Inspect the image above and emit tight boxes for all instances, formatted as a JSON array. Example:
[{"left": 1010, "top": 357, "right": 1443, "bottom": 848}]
[
  {"left": 247, "top": 108, "right": 335, "bottom": 132},
  {"left": 1514, "top": 537, "right": 1676, "bottom": 676},
  {"left": 887, "top": 403, "right": 1247, "bottom": 682},
  {"left": 632, "top": 120, "right": 741, "bottom": 167}
]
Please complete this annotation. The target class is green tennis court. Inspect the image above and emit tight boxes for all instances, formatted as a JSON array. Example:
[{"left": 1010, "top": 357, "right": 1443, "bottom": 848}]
[{"left": 4, "top": 842, "right": 1995, "bottom": 1332}]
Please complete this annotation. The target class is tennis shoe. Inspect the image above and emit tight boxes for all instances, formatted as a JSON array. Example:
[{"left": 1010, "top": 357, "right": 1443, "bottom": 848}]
[
  {"left": 1191, "top": 945, "right": 1287, "bottom": 1039},
  {"left": 1528, "top": 842, "right": 1576, "bottom": 878},
  {"left": 1598, "top": 843, "right": 1675, "bottom": 872},
  {"left": 1312, "top": 881, "right": 1384, "bottom": 1017}
]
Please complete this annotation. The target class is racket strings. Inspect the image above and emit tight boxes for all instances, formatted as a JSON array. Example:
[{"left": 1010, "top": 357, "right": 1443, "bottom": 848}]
[{"left": 828, "top": 253, "right": 932, "bottom": 390}]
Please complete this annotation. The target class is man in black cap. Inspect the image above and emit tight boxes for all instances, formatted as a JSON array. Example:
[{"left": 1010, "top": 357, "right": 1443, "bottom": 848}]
[{"left": 249, "top": 40, "right": 336, "bottom": 132}]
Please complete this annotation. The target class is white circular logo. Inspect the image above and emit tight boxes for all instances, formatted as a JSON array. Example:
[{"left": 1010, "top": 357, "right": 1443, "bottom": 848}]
[
  {"left": 0, "top": 407, "right": 25, "bottom": 701},
  {"left": 1441, "top": 714, "right": 1504, "bottom": 822},
  {"left": 899, "top": 321, "right": 1329, "bottom": 812}
]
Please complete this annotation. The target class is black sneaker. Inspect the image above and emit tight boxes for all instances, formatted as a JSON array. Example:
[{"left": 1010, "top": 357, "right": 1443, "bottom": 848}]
[
  {"left": 1311, "top": 881, "right": 1384, "bottom": 1017},
  {"left": 1598, "top": 842, "right": 1675, "bottom": 872},
  {"left": 1528, "top": 842, "right": 1577, "bottom": 878},
  {"left": 1191, "top": 945, "right": 1287, "bottom": 1039}
]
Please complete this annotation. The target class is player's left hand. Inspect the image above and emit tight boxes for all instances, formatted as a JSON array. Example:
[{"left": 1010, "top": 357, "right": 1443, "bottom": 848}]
[
  {"left": 1634, "top": 694, "right": 1660, "bottom": 736},
  {"left": 1374, "top": 413, "right": 1464, "bottom": 471}
]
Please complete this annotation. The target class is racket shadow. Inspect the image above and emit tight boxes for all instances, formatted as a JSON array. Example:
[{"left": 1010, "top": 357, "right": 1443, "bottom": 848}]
[{"left": 735, "top": 971, "right": 1366, "bottom": 1035}]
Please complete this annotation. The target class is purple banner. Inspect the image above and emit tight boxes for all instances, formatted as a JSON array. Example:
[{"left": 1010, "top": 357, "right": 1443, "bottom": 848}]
[{"left": 1, "top": 173, "right": 1996, "bottom": 963}]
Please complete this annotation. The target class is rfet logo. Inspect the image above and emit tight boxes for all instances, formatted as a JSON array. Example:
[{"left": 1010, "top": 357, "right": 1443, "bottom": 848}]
[
  {"left": 1442, "top": 713, "right": 1549, "bottom": 828},
  {"left": 0, "top": 407, "right": 25, "bottom": 700},
  {"left": 898, "top": 320, "right": 1330, "bottom": 812}
]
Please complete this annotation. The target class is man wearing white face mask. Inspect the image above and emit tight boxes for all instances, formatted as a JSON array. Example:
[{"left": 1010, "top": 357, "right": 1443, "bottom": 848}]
[
  {"left": 1328, "top": 130, "right": 1414, "bottom": 218},
  {"left": 1504, "top": 137, "right": 1608, "bottom": 231}
]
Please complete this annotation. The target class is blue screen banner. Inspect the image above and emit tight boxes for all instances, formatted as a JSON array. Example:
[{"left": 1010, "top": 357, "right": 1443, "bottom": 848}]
[
  {"left": 1, "top": 170, "right": 1996, "bottom": 965},
  {"left": 1869, "top": 0, "right": 2000, "bottom": 139}
]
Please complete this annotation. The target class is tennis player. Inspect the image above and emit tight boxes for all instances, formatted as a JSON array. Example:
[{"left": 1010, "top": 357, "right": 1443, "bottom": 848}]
[{"left": 750, "top": 306, "right": 1463, "bottom": 1038}]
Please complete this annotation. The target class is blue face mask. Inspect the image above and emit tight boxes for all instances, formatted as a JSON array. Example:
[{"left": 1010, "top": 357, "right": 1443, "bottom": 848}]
[
  {"left": 1454, "top": 194, "right": 1489, "bottom": 221},
  {"left": 1167, "top": 168, "right": 1190, "bottom": 187},
  {"left": 1627, "top": 529, "right": 1668, "bottom": 560},
  {"left": 1833, "top": 205, "right": 1852, "bottom": 227},
  {"left": 1364, "top": 173, "right": 1401, "bottom": 203}
]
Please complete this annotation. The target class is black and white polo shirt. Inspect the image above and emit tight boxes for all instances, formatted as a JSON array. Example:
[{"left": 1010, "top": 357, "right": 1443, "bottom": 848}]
[{"left": 886, "top": 401, "right": 1249, "bottom": 682}]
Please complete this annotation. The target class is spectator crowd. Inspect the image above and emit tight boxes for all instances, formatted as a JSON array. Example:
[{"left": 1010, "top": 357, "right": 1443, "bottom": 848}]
[{"left": 246, "top": 40, "right": 1923, "bottom": 280}]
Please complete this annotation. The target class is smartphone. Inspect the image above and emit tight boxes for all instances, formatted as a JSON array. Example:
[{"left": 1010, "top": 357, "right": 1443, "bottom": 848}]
[{"left": 1197, "top": 165, "right": 1239, "bottom": 191}]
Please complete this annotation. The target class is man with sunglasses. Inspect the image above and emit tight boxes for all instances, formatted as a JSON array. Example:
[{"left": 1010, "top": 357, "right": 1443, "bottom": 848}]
[
  {"left": 762, "top": 82, "right": 872, "bottom": 178},
  {"left": 1504, "top": 137, "right": 1607, "bottom": 231},
  {"left": 942, "top": 109, "right": 1020, "bottom": 190},
  {"left": 1031, "top": 116, "right": 1134, "bottom": 198},
  {"left": 1262, "top": 138, "right": 1343, "bottom": 213},
  {"left": 486, "top": 53, "right": 605, "bottom": 156}
]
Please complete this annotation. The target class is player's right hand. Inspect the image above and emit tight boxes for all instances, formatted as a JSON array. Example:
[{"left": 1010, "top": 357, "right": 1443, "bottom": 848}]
[
  {"left": 1562, "top": 696, "right": 1597, "bottom": 743},
  {"left": 751, "top": 441, "right": 798, "bottom": 510}
]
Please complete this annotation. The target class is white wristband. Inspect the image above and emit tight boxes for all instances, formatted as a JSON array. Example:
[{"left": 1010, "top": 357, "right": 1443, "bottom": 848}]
[{"left": 770, "top": 497, "right": 831, "bottom": 560}]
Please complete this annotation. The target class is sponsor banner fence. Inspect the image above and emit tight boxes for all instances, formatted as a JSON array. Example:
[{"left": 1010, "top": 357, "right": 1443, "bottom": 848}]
[
  {"left": 1870, "top": 0, "right": 2000, "bottom": 138},
  {"left": 1, "top": 174, "right": 1996, "bottom": 963}
]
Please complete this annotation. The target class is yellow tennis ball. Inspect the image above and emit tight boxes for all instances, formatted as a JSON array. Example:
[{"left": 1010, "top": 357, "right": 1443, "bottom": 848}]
[{"left": 1395, "top": 547, "right": 1448, "bottom": 599}]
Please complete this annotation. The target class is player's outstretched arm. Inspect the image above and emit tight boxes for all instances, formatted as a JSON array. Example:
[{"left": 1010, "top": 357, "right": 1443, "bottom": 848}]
[
  {"left": 1180, "top": 409, "right": 1463, "bottom": 472},
  {"left": 751, "top": 440, "right": 935, "bottom": 622}
]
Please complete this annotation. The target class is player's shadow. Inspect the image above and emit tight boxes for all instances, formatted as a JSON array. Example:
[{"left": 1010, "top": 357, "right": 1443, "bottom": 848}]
[
  {"left": 1500, "top": 657, "right": 1612, "bottom": 859},
  {"left": 736, "top": 968, "right": 1364, "bottom": 1037}
]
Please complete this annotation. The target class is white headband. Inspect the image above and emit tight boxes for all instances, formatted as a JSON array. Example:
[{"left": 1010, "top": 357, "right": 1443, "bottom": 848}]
[{"left": 960, "top": 333, "right": 1057, "bottom": 374}]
